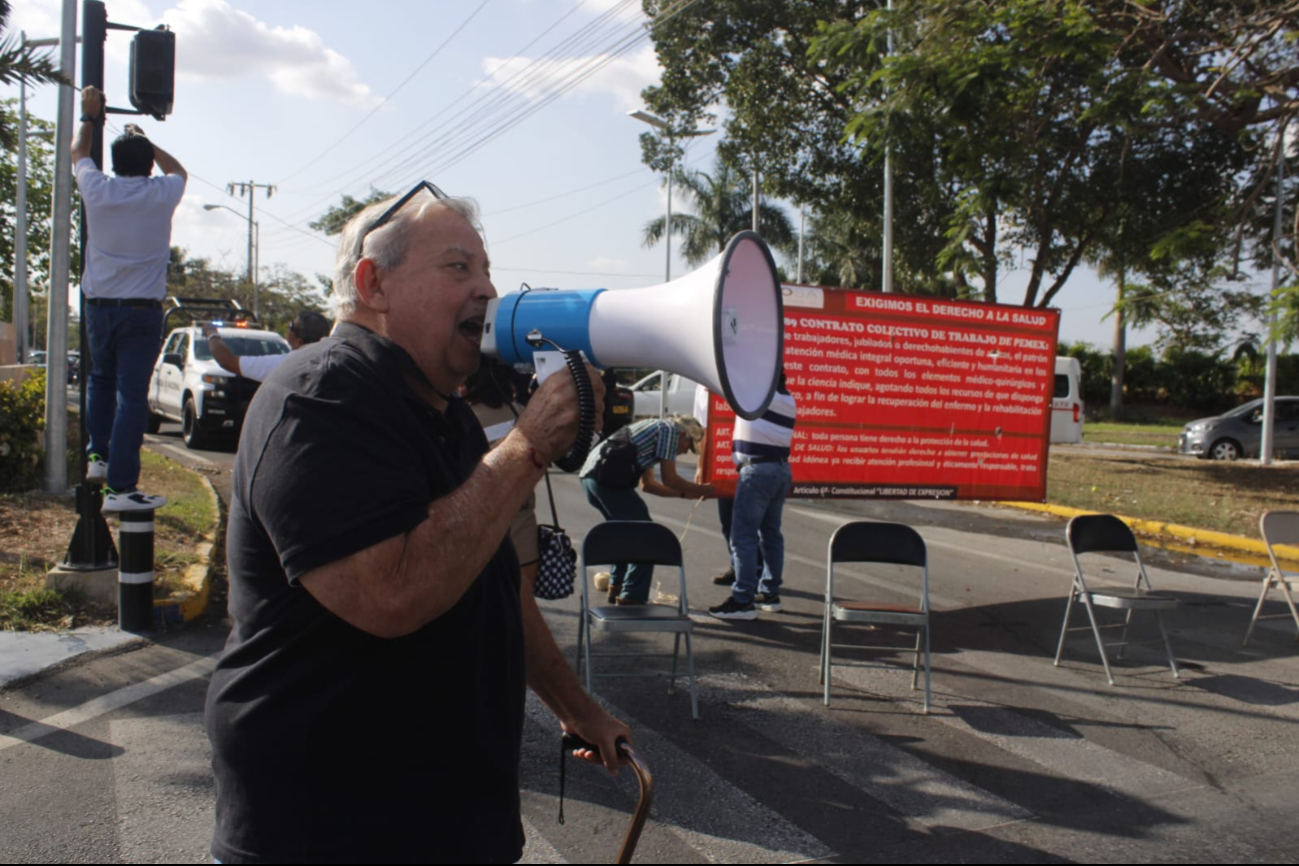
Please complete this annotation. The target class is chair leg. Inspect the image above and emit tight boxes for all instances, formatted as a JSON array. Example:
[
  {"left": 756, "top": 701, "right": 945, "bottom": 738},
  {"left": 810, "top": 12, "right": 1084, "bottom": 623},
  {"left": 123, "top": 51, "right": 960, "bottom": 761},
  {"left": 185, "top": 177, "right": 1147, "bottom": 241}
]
[
  {"left": 922, "top": 623, "right": 931, "bottom": 714},
  {"left": 1243, "top": 575, "right": 1273, "bottom": 647},
  {"left": 669, "top": 632, "right": 681, "bottom": 696},
  {"left": 1054, "top": 590, "right": 1078, "bottom": 666},
  {"left": 822, "top": 615, "right": 833, "bottom": 706},
  {"left": 1154, "top": 611, "right": 1180, "bottom": 679},
  {"left": 1117, "top": 608, "right": 1135, "bottom": 660},
  {"left": 575, "top": 614, "right": 585, "bottom": 679},
  {"left": 911, "top": 628, "right": 922, "bottom": 691},
  {"left": 684, "top": 631, "right": 699, "bottom": 720},
  {"left": 582, "top": 617, "right": 595, "bottom": 693},
  {"left": 1080, "top": 595, "right": 1117, "bottom": 686}
]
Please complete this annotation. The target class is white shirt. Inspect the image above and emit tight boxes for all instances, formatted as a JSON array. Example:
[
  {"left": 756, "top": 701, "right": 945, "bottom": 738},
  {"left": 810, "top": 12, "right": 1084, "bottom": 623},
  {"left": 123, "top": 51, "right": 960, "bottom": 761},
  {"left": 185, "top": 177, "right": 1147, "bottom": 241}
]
[
  {"left": 732, "top": 390, "right": 797, "bottom": 466},
  {"left": 236, "top": 353, "right": 288, "bottom": 383},
  {"left": 74, "top": 158, "right": 186, "bottom": 300}
]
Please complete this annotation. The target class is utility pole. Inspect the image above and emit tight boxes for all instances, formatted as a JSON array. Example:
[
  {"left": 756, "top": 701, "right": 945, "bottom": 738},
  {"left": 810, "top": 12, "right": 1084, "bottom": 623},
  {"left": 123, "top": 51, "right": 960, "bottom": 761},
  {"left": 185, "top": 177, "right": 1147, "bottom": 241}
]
[{"left": 227, "top": 180, "right": 274, "bottom": 318}]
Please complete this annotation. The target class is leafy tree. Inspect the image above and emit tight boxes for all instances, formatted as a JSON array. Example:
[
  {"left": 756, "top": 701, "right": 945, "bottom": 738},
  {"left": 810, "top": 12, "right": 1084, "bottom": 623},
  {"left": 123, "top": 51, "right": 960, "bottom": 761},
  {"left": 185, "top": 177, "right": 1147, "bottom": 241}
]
[
  {"left": 309, "top": 188, "right": 393, "bottom": 236},
  {"left": 641, "top": 157, "right": 795, "bottom": 268},
  {"left": 0, "top": 1, "right": 67, "bottom": 150},
  {"left": 0, "top": 100, "right": 75, "bottom": 351},
  {"left": 164, "top": 252, "right": 329, "bottom": 335}
]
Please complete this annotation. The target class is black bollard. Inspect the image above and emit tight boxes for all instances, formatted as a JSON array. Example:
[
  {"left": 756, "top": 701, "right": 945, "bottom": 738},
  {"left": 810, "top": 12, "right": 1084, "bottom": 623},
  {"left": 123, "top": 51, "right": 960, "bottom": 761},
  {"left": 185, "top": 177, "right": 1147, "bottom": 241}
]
[{"left": 118, "top": 510, "right": 156, "bottom": 632}]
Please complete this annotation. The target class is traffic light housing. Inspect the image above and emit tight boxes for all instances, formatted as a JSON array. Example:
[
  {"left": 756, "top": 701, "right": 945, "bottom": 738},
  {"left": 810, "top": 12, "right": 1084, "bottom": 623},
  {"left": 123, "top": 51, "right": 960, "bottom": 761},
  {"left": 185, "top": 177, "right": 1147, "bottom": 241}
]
[{"left": 129, "top": 27, "right": 174, "bottom": 121}]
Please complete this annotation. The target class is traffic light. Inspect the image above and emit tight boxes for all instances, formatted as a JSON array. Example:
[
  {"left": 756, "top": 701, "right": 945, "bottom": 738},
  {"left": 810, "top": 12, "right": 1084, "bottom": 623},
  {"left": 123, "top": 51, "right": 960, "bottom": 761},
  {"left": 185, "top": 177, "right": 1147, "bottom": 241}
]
[{"left": 129, "top": 27, "right": 174, "bottom": 121}]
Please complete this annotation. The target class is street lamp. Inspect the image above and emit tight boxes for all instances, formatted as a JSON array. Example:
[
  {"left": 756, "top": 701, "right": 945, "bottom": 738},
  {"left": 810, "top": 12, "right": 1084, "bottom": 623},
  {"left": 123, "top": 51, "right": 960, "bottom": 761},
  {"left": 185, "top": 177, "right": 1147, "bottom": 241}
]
[
  {"left": 203, "top": 203, "right": 260, "bottom": 318},
  {"left": 629, "top": 110, "right": 715, "bottom": 417}
]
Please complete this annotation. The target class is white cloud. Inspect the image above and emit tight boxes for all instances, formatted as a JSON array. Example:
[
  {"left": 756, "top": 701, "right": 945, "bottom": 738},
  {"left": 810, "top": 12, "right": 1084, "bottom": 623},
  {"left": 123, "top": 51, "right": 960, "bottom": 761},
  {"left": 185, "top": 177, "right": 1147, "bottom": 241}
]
[
  {"left": 159, "top": 0, "right": 374, "bottom": 104},
  {"left": 9, "top": 0, "right": 374, "bottom": 104},
  {"left": 481, "top": 44, "right": 661, "bottom": 113}
]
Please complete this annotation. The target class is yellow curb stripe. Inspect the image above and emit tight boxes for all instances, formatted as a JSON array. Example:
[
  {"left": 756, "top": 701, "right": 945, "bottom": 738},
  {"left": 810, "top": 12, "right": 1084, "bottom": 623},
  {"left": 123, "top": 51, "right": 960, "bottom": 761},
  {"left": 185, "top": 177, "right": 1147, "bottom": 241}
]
[{"left": 998, "top": 501, "right": 1299, "bottom": 563}]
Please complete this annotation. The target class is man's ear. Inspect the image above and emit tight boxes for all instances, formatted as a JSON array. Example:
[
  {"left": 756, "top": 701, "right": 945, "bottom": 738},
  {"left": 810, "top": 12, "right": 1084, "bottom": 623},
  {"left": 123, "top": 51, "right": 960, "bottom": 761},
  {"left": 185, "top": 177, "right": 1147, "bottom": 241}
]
[{"left": 354, "top": 258, "right": 389, "bottom": 313}]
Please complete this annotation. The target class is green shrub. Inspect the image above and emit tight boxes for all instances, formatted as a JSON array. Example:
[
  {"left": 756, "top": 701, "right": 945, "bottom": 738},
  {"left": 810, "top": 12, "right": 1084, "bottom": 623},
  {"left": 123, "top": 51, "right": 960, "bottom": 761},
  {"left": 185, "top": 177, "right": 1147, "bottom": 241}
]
[{"left": 0, "top": 369, "right": 46, "bottom": 492}]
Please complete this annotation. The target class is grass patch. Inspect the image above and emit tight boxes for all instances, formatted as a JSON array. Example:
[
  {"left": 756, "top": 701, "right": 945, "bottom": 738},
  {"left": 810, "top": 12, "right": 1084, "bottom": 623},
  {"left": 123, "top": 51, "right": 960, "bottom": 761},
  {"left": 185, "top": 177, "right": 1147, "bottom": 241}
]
[
  {"left": 1082, "top": 421, "right": 1183, "bottom": 448},
  {"left": 0, "top": 449, "right": 218, "bottom": 631},
  {"left": 1045, "top": 450, "right": 1299, "bottom": 537}
]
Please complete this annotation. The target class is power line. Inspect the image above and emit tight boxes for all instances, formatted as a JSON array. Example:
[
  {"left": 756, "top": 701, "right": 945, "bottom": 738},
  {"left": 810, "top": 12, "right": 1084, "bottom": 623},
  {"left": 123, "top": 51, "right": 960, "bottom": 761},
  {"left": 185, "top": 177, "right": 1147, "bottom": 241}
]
[{"left": 276, "top": 0, "right": 494, "bottom": 186}]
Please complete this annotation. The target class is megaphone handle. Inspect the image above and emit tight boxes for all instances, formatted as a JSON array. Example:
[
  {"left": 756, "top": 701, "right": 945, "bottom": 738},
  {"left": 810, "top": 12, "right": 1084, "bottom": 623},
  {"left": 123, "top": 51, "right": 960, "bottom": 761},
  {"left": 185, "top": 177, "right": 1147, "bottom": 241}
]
[{"left": 553, "top": 350, "right": 596, "bottom": 473}]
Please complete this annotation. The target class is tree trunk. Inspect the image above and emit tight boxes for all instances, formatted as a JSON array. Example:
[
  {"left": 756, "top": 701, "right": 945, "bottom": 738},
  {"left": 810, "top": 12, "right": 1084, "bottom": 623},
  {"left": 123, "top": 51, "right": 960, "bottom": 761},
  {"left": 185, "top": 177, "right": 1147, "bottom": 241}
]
[{"left": 1109, "top": 269, "right": 1126, "bottom": 419}]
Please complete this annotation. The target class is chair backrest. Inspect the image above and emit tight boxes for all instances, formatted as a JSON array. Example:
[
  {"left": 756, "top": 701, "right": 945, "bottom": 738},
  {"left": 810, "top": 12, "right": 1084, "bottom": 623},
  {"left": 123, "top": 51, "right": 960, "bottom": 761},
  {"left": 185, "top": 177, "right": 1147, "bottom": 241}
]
[
  {"left": 1260, "top": 510, "right": 1299, "bottom": 552},
  {"left": 829, "top": 521, "right": 926, "bottom": 567},
  {"left": 582, "top": 520, "right": 683, "bottom": 568},
  {"left": 1067, "top": 514, "right": 1138, "bottom": 556}
]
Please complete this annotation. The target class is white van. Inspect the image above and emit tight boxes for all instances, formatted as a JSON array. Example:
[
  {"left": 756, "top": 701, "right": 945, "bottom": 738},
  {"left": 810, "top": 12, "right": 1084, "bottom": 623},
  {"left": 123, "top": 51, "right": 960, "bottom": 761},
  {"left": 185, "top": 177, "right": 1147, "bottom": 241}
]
[{"left": 1050, "top": 356, "right": 1085, "bottom": 444}]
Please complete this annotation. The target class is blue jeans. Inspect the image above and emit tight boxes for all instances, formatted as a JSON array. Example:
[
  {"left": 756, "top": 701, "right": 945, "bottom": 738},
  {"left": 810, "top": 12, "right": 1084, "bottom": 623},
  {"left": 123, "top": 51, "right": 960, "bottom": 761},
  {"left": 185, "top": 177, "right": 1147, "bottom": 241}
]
[
  {"left": 85, "top": 305, "right": 163, "bottom": 491},
  {"left": 581, "top": 476, "right": 654, "bottom": 603},
  {"left": 718, "top": 497, "right": 762, "bottom": 573},
  {"left": 729, "top": 462, "right": 792, "bottom": 604}
]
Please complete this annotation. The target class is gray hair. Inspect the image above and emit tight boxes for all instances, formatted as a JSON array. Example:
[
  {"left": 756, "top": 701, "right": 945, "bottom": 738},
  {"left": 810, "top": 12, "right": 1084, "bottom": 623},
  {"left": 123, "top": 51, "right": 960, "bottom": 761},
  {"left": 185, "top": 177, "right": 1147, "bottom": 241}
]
[{"left": 331, "top": 191, "right": 483, "bottom": 318}]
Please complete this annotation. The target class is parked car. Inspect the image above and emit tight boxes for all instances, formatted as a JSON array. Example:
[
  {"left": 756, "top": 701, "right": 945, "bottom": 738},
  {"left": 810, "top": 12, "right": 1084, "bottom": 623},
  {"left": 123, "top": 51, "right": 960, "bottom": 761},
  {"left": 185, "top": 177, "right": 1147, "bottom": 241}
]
[
  {"left": 1177, "top": 397, "right": 1299, "bottom": 460},
  {"left": 630, "top": 371, "right": 699, "bottom": 418},
  {"left": 147, "top": 323, "right": 290, "bottom": 449}
]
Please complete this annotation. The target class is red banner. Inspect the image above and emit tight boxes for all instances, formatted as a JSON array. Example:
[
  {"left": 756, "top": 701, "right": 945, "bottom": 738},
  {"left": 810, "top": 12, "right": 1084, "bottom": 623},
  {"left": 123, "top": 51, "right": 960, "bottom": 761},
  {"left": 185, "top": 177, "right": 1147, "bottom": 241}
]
[{"left": 701, "top": 285, "right": 1060, "bottom": 501}]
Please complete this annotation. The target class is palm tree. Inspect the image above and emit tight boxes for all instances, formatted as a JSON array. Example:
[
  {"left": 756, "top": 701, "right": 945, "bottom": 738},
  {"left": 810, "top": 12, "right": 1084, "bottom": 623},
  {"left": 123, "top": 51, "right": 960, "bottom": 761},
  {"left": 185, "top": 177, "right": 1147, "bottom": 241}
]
[
  {"left": 0, "top": 1, "right": 68, "bottom": 151},
  {"left": 642, "top": 157, "right": 795, "bottom": 269}
]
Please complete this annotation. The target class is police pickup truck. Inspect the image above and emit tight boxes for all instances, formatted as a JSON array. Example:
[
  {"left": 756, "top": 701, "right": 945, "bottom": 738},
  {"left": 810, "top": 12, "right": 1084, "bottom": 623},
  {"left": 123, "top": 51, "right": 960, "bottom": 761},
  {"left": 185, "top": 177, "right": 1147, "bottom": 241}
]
[{"left": 147, "top": 315, "right": 289, "bottom": 449}]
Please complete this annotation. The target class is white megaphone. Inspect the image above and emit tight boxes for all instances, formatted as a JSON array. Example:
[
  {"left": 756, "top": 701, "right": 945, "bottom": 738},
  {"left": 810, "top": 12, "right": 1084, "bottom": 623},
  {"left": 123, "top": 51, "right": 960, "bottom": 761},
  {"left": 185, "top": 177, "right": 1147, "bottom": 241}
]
[{"left": 482, "top": 231, "right": 783, "bottom": 421}]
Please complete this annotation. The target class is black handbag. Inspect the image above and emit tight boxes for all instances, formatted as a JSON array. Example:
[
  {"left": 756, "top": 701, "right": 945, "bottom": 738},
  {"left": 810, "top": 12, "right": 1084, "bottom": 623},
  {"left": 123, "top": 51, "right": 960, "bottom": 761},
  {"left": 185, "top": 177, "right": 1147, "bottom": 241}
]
[
  {"left": 590, "top": 428, "right": 641, "bottom": 489},
  {"left": 533, "top": 470, "right": 576, "bottom": 600}
]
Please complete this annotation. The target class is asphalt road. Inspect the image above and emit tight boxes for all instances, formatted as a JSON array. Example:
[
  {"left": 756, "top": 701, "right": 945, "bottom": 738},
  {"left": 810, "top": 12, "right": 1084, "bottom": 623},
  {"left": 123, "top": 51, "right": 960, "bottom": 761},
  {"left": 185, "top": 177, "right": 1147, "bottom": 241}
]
[{"left": 2, "top": 426, "right": 1296, "bottom": 863}]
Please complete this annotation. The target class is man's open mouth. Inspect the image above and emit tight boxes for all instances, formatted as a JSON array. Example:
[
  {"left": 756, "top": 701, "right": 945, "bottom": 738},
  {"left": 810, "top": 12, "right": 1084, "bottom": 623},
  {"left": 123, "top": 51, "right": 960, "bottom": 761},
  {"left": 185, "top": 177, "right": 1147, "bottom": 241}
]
[{"left": 459, "top": 318, "right": 484, "bottom": 342}]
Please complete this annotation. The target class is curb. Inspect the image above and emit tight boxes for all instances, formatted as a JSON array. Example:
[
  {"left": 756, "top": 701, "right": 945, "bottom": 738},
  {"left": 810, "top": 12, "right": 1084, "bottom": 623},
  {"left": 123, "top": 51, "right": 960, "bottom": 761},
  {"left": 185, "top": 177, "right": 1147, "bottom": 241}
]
[
  {"left": 998, "top": 500, "right": 1299, "bottom": 563},
  {"left": 151, "top": 469, "right": 221, "bottom": 627}
]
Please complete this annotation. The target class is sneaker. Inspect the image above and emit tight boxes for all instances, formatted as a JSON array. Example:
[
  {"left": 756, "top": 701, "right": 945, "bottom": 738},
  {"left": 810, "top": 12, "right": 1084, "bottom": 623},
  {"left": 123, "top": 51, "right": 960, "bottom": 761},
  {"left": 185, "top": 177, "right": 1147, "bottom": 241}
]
[
  {"left": 86, "top": 453, "right": 108, "bottom": 484},
  {"left": 712, "top": 568, "right": 736, "bottom": 586},
  {"left": 593, "top": 571, "right": 612, "bottom": 592},
  {"left": 102, "top": 489, "right": 168, "bottom": 513},
  {"left": 708, "top": 596, "right": 757, "bottom": 621},
  {"left": 754, "top": 593, "right": 783, "bottom": 612},
  {"left": 614, "top": 597, "right": 647, "bottom": 607}
]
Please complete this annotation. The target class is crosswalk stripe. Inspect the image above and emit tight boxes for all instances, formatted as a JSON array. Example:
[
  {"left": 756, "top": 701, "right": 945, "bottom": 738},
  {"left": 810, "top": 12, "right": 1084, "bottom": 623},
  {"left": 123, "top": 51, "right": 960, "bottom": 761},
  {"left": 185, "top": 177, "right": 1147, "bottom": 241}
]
[
  {"left": 523, "top": 694, "right": 835, "bottom": 864},
  {"left": 697, "top": 673, "right": 1033, "bottom": 832},
  {"left": 0, "top": 655, "right": 218, "bottom": 752},
  {"left": 830, "top": 659, "right": 1200, "bottom": 802}
]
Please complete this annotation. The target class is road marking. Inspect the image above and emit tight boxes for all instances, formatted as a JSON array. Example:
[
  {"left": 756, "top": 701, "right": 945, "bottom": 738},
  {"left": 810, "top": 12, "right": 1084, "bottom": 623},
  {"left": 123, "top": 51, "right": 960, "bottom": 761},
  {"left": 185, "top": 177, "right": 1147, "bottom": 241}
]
[
  {"left": 524, "top": 694, "right": 834, "bottom": 864},
  {"left": 699, "top": 673, "right": 1033, "bottom": 832},
  {"left": 0, "top": 655, "right": 218, "bottom": 752}
]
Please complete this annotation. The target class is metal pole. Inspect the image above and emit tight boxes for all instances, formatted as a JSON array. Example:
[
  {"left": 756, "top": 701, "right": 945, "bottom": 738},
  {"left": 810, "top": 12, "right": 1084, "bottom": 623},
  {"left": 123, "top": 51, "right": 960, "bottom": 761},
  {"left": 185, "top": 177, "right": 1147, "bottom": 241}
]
[
  {"left": 16, "top": 34, "right": 30, "bottom": 363},
  {"left": 62, "top": 0, "right": 116, "bottom": 571},
  {"left": 43, "top": 0, "right": 78, "bottom": 494},
  {"left": 246, "top": 179, "right": 257, "bottom": 316},
  {"left": 1261, "top": 119, "right": 1287, "bottom": 465},
  {"left": 882, "top": 0, "right": 895, "bottom": 294},
  {"left": 751, "top": 166, "right": 759, "bottom": 233}
]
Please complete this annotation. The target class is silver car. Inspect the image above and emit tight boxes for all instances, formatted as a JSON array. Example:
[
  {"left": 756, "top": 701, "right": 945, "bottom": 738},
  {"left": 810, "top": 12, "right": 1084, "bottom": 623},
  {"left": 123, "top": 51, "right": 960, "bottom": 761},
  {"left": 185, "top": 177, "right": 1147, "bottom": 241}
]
[{"left": 1177, "top": 397, "right": 1299, "bottom": 460}]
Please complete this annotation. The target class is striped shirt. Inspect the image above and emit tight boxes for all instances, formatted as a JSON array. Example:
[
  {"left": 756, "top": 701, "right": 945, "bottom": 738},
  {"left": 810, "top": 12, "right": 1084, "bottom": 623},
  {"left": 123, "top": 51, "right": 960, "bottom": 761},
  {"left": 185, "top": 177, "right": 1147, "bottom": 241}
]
[
  {"left": 580, "top": 418, "right": 679, "bottom": 478},
  {"left": 732, "top": 390, "right": 797, "bottom": 466}
]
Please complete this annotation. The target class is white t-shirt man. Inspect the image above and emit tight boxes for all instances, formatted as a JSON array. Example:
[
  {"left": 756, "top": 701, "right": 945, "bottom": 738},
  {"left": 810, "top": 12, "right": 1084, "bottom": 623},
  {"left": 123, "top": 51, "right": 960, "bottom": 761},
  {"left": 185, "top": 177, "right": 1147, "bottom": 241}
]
[{"left": 75, "top": 158, "right": 186, "bottom": 300}]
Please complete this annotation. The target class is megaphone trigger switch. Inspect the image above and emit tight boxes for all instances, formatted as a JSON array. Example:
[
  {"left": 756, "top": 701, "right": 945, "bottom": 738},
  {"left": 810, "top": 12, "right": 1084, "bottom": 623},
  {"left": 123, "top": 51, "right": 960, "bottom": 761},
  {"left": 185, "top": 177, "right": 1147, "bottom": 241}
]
[{"left": 552, "top": 350, "right": 597, "bottom": 474}]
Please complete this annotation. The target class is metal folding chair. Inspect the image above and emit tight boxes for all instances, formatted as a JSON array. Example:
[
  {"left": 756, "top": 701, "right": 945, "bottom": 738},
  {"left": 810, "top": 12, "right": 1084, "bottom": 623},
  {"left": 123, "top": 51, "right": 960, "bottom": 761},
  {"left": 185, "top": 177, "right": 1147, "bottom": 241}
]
[
  {"left": 1244, "top": 510, "right": 1299, "bottom": 646},
  {"left": 576, "top": 520, "right": 699, "bottom": 719},
  {"left": 1055, "top": 514, "right": 1180, "bottom": 685},
  {"left": 820, "top": 521, "right": 930, "bottom": 713}
]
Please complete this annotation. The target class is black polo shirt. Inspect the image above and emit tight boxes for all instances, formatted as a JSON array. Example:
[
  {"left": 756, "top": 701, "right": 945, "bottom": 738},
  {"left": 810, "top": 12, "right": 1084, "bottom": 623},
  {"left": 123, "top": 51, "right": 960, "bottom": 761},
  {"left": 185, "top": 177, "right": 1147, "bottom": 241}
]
[{"left": 205, "top": 323, "right": 525, "bottom": 864}]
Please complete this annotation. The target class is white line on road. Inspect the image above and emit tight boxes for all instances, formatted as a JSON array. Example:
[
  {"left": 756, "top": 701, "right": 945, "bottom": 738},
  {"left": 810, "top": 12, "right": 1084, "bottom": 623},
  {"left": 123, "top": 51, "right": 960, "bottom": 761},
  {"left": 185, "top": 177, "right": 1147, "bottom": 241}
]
[{"left": 0, "top": 655, "right": 218, "bottom": 752}]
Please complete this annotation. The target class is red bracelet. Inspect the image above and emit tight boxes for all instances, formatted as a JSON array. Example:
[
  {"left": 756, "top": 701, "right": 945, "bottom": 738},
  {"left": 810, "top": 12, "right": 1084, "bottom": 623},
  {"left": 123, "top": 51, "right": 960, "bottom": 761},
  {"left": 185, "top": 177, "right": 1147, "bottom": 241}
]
[{"left": 527, "top": 446, "right": 546, "bottom": 469}]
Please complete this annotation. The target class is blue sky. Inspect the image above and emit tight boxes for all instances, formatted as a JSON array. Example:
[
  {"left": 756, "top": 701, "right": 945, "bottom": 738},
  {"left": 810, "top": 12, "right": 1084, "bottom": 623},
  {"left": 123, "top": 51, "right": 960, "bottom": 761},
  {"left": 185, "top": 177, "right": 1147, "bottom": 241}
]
[{"left": 5, "top": 0, "right": 1230, "bottom": 350}]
